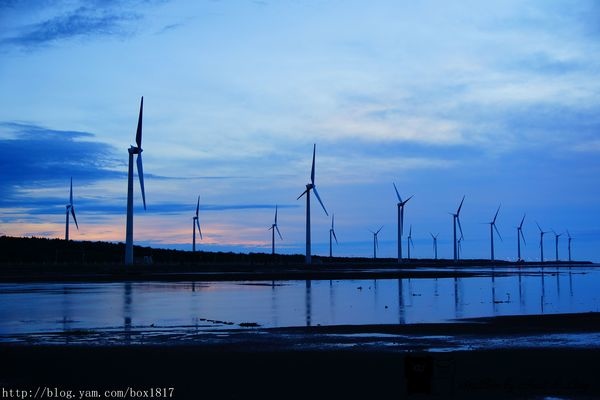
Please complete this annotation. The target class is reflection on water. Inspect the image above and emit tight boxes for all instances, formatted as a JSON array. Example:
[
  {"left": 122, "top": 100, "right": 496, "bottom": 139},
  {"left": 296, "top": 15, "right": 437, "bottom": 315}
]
[{"left": 0, "top": 266, "right": 599, "bottom": 339}]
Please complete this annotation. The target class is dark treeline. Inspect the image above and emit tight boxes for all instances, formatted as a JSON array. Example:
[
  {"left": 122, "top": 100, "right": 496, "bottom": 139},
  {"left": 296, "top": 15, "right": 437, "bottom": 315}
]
[{"left": 0, "top": 236, "right": 591, "bottom": 274}]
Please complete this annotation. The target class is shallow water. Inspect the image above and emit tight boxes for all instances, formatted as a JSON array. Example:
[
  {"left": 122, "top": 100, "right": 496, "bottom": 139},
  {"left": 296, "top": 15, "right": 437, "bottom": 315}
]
[{"left": 0, "top": 265, "right": 599, "bottom": 341}]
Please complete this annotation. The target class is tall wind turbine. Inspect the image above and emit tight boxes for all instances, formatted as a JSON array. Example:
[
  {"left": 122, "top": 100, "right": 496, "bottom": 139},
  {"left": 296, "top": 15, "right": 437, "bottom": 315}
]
[
  {"left": 65, "top": 177, "right": 78, "bottom": 241},
  {"left": 407, "top": 225, "right": 414, "bottom": 260},
  {"left": 517, "top": 214, "right": 526, "bottom": 262},
  {"left": 192, "top": 196, "right": 202, "bottom": 252},
  {"left": 297, "top": 144, "right": 328, "bottom": 264},
  {"left": 536, "top": 222, "right": 548, "bottom": 263},
  {"left": 370, "top": 226, "right": 383, "bottom": 259},
  {"left": 329, "top": 214, "right": 338, "bottom": 258},
  {"left": 450, "top": 196, "right": 465, "bottom": 262},
  {"left": 393, "top": 183, "right": 413, "bottom": 263},
  {"left": 125, "top": 96, "right": 147, "bottom": 265},
  {"left": 430, "top": 233, "right": 439, "bottom": 260},
  {"left": 268, "top": 205, "right": 283, "bottom": 255},
  {"left": 552, "top": 230, "right": 562, "bottom": 261},
  {"left": 567, "top": 230, "right": 572, "bottom": 262},
  {"left": 488, "top": 205, "right": 502, "bottom": 261}
]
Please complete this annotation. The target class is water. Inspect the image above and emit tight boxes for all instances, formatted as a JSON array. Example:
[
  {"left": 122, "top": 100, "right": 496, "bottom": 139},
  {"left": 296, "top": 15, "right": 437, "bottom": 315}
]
[{"left": 0, "top": 266, "right": 599, "bottom": 342}]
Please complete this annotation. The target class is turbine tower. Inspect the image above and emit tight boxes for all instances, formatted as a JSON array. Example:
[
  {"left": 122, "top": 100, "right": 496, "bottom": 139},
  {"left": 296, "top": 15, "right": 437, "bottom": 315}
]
[
  {"left": 407, "top": 225, "right": 414, "bottom": 260},
  {"left": 450, "top": 196, "right": 465, "bottom": 262},
  {"left": 370, "top": 226, "right": 383, "bottom": 259},
  {"left": 192, "top": 196, "right": 202, "bottom": 252},
  {"left": 65, "top": 177, "right": 78, "bottom": 241},
  {"left": 125, "top": 96, "right": 147, "bottom": 265},
  {"left": 297, "top": 144, "right": 328, "bottom": 264},
  {"left": 268, "top": 205, "right": 283, "bottom": 255},
  {"left": 329, "top": 214, "right": 338, "bottom": 258},
  {"left": 552, "top": 230, "right": 562, "bottom": 261},
  {"left": 567, "top": 230, "right": 572, "bottom": 262},
  {"left": 430, "top": 233, "right": 439, "bottom": 260},
  {"left": 517, "top": 214, "right": 526, "bottom": 262},
  {"left": 536, "top": 222, "right": 548, "bottom": 263},
  {"left": 393, "top": 183, "right": 413, "bottom": 263},
  {"left": 488, "top": 205, "right": 502, "bottom": 261}
]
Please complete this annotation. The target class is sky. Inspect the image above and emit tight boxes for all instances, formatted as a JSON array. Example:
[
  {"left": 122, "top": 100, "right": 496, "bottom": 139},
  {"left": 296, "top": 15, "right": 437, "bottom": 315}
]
[{"left": 1, "top": 0, "right": 599, "bottom": 262}]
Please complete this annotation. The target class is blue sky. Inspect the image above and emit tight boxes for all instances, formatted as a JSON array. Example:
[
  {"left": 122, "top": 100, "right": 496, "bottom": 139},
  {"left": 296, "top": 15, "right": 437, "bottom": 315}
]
[{"left": 1, "top": 0, "right": 599, "bottom": 261}]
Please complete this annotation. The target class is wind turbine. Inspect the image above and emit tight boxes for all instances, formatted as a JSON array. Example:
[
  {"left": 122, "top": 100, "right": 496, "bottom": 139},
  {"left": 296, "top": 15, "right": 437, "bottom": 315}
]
[
  {"left": 268, "top": 205, "right": 283, "bottom": 255},
  {"left": 329, "top": 214, "right": 338, "bottom": 258},
  {"left": 393, "top": 183, "right": 413, "bottom": 263},
  {"left": 407, "top": 225, "right": 414, "bottom": 260},
  {"left": 567, "top": 230, "right": 572, "bottom": 262},
  {"left": 297, "top": 144, "right": 328, "bottom": 264},
  {"left": 192, "top": 196, "right": 202, "bottom": 252},
  {"left": 65, "top": 177, "right": 78, "bottom": 241},
  {"left": 536, "top": 222, "right": 548, "bottom": 263},
  {"left": 370, "top": 226, "right": 383, "bottom": 259},
  {"left": 517, "top": 214, "right": 526, "bottom": 262},
  {"left": 552, "top": 230, "right": 562, "bottom": 261},
  {"left": 430, "top": 233, "right": 439, "bottom": 260},
  {"left": 125, "top": 96, "right": 147, "bottom": 265},
  {"left": 488, "top": 205, "right": 502, "bottom": 261},
  {"left": 450, "top": 196, "right": 465, "bottom": 262}
]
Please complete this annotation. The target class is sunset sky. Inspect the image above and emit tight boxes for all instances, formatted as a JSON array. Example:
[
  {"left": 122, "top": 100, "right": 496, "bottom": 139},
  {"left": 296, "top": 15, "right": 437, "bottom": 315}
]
[{"left": 1, "top": 0, "right": 599, "bottom": 261}]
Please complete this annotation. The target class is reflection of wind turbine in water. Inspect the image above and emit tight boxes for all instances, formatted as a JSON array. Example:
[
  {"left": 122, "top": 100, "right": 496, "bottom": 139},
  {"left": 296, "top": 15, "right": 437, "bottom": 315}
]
[
  {"left": 192, "top": 196, "right": 202, "bottom": 252},
  {"left": 329, "top": 214, "right": 338, "bottom": 258},
  {"left": 370, "top": 226, "right": 383, "bottom": 259},
  {"left": 65, "top": 177, "right": 79, "bottom": 241},
  {"left": 407, "top": 225, "right": 414, "bottom": 260},
  {"left": 123, "top": 282, "right": 132, "bottom": 344},
  {"left": 125, "top": 97, "right": 147, "bottom": 265},
  {"left": 305, "top": 280, "right": 312, "bottom": 327},
  {"left": 398, "top": 279, "right": 405, "bottom": 324},
  {"left": 552, "top": 230, "right": 562, "bottom": 261},
  {"left": 430, "top": 233, "right": 439, "bottom": 260},
  {"left": 297, "top": 144, "right": 328, "bottom": 265},
  {"left": 393, "top": 183, "right": 413, "bottom": 263},
  {"left": 268, "top": 205, "right": 283, "bottom": 255},
  {"left": 536, "top": 222, "right": 548, "bottom": 263},
  {"left": 517, "top": 214, "right": 526, "bottom": 262},
  {"left": 487, "top": 205, "right": 502, "bottom": 261},
  {"left": 450, "top": 196, "right": 465, "bottom": 262}
]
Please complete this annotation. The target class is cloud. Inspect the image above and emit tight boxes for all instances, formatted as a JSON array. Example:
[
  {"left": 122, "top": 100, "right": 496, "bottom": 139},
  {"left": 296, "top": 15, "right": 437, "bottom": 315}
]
[{"left": 0, "top": 122, "right": 122, "bottom": 198}]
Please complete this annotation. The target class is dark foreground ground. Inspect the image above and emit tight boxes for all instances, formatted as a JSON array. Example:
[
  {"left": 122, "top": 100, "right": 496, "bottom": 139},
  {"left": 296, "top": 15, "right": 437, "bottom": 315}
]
[{"left": 2, "top": 313, "right": 600, "bottom": 400}]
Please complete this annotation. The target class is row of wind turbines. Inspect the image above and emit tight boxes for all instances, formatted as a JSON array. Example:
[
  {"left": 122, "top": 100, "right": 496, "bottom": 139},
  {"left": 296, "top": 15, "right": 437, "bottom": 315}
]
[{"left": 62, "top": 97, "right": 575, "bottom": 265}]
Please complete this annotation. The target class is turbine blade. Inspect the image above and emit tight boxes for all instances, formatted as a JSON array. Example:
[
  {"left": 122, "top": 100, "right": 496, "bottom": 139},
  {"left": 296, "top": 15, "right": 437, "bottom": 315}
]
[
  {"left": 520, "top": 230, "right": 526, "bottom": 245},
  {"left": 457, "top": 195, "right": 465, "bottom": 215},
  {"left": 457, "top": 217, "right": 464, "bottom": 239},
  {"left": 519, "top": 214, "right": 526, "bottom": 229},
  {"left": 494, "top": 223, "right": 502, "bottom": 241},
  {"left": 332, "top": 229, "right": 338, "bottom": 244},
  {"left": 536, "top": 221, "right": 542, "bottom": 232},
  {"left": 311, "top": 143, "right": 316, "bottom": 184},
  {"left": 331, "top": 214, "right": 335, "bottom": 229},
  {"left": 196, "top": 196, "right": 200, "bottom": 217},
  {"left": 492, "top": 204, "right": 500, "bottom": 223},
  {"left": 377, "top": 225, "right": 383, "bottom": 234},
  {"left": 71, "top": 206, "right": 78, "bottom": 230},
  {"left": 197, "top": 219, "right": 202, "bottom": 240},
  {"left": 136, "top": 96, "right": 143, "bottom": 148},
  {"left": 69, "top": 177, "right": 73, "bottom": 205},
  {"left": 136, "top": 153, "right": 146, "bottom": 210},
  {"left": 297, "top": 189, "right": 308, "bottom": 200},
  {"left": 276, "top": 225, "right": 283, "bottom": 240},
  {"left": 430, "top": 232, "right": 434, "bottom": 239},
  {"left": 312, "top": 186, "right": 328, "bottom": 216},
  {"left": 393, "top": 182, "right": 402, "bottom": 202},
  {"left": 275, "top": 205, "right": 278, "bottom": 224},
  {"left": 403, "top": 194, "right": 414, "bottom": 205}
]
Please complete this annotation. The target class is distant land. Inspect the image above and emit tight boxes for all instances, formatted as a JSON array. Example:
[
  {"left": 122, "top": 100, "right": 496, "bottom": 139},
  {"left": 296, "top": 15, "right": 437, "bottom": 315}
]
[{"left": 0, "top": 236, "right": 593, "bottom": 282}]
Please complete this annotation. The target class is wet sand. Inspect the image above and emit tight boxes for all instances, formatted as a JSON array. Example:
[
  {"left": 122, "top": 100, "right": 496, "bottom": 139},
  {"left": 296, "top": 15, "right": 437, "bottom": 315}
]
[{"left": 2, "top": 312, "right": 600, "bottom": 399}]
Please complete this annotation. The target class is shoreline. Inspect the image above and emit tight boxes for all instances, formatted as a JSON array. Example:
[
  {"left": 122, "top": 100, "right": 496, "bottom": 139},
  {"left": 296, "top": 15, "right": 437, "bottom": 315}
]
[{"left": 2, "top": 312, "right": 600, "bottom": 399}]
